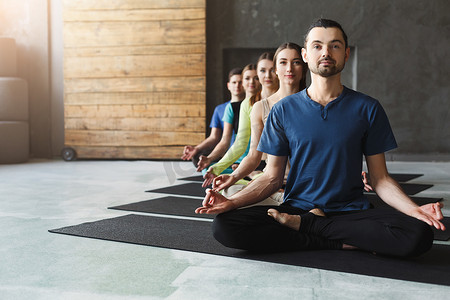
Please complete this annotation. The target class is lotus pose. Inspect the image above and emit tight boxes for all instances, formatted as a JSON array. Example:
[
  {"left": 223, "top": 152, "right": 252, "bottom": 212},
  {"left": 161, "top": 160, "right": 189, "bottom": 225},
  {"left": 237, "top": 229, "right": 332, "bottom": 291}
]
[{"left": 196, "top": 19, "right": 445, "bottom": 257}]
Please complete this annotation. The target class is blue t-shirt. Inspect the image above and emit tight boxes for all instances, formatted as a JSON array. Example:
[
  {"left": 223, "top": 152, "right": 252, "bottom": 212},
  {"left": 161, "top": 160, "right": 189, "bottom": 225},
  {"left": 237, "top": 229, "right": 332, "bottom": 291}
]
[
  {"left": 210, "top": 101, "right": 230, "bottom": 130},
  {"left": 258, "top": 86, "right": 397, "bottom": 212}
]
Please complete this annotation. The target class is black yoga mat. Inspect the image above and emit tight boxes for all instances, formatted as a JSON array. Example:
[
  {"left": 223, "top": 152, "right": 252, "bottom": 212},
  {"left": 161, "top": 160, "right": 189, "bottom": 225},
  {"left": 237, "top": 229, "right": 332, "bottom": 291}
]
[
  {"left": 147, "top": 182, "right": 433, "bottom": 198},
  {"left": 375, "top": 173, "right": 423, "bottom": 183},
  {"left": 390, "top": 173, "right": 423, "bottom": 182},
  {"left": 146, "top": 182, "right": 207, "bottom": 197},
  {"left": 109, "top": 196, "right": 214, "bottom": 219},
  {"left": 49, "top": 214, "right": 450, "bottom": 286},
  {"left": 108, "top": 194, "right": 444, "bottom": 225},
  {"left": 366, "top": 194, "right": 442, "bottom": 208},
  {"left": 366, "top": 183, "right": 434, "bottom": 196},
  {"left": 178, "top": 175, "right": 204, "bottom": 182},
  {"left": 434, "top": 218, "right": 450, "bottom": 241},
  {"left": 179, "top": 173, "right": 423, "bottom": 183}
]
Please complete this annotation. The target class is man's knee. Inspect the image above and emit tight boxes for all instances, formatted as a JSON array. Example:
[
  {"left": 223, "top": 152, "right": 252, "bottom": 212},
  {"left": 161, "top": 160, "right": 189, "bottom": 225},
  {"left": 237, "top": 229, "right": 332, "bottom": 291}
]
[
  {"left": 212, "top": 212, "right": 245, "bottom": 249},
  {"left": 401, "top": 221, "right": 434, "bottom": 257}
]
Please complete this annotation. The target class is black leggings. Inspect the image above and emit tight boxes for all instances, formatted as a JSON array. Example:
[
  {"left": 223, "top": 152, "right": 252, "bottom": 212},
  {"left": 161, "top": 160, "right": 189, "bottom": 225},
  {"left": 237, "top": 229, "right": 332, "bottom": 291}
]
[{"left": 212, "top": 204, "right": 434, "bottom": 257}]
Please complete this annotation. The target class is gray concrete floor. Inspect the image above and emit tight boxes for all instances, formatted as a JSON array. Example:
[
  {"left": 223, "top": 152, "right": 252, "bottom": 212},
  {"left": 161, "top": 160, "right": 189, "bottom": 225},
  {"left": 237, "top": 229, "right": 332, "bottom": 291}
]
[{"left": 1, "top": 159, "right": 450, "bottom": 300}]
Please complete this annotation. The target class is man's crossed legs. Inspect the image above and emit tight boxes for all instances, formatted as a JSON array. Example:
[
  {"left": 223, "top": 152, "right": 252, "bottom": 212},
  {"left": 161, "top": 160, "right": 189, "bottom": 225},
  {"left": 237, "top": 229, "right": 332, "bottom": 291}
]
[{"left": 212, "top": 205, "right": 433, "bottom": 257}]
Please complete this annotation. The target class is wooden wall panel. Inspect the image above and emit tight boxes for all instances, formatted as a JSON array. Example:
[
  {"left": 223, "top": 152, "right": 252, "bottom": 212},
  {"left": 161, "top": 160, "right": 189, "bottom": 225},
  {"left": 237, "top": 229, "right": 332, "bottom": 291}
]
[
  {"left": 62, "top": 0, "right": 205, "bottom": 10},
  {"left": 64, "top": 117, "right": 205, "bottom": 132},
  {"left": 64, "top": 20, "right": 205, "bottom": 47},
  {"left": 63, "top": 8, "right": 205, "bottom": 22},
  {"left": 64, "top": 77, "right": 205, "bottom": 93},
  {"left": 64, "top": 54, "right": 205, "bottom": 78},
  {"left": 64, "top": 92, "right": 205, "bottom": 105},
  {"left": 62, "top": 0, "right": 205, "bottom": 160}
]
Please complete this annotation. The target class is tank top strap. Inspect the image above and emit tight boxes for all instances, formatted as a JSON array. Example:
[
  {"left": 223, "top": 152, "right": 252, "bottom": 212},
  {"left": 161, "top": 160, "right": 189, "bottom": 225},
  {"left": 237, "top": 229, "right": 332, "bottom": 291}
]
[{"left": 261, "top": 98, "right": 271, "bottom": 125}]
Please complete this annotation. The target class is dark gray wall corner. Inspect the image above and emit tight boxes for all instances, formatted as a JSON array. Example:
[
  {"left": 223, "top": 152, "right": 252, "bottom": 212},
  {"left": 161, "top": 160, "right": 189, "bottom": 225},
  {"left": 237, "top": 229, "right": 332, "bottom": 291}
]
[{"left": 206, "top": 0, "right": 450, "bottom": 160}]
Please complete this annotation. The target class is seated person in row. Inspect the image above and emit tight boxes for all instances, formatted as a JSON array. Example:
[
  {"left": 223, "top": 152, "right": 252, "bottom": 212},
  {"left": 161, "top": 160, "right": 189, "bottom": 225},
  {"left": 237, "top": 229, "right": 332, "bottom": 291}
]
[{"left": 196, "top": 19, "right": 445, "bottom": 258}]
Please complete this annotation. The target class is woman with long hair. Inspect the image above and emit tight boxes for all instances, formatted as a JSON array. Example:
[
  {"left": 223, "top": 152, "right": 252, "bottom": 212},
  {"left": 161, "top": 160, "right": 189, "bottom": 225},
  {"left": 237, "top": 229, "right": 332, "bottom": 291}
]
[
  {"left": 213, "top": 42, "right": 307, "bottom": 203},
  {"left": 199, "top": 52, "right": 279, "bottom": 186}
]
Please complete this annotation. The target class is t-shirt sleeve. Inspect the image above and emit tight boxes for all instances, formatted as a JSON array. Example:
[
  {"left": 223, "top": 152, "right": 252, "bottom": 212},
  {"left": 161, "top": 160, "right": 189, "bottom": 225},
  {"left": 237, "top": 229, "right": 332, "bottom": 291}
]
[
  {"left": 363, "top": 102, "right": 398, "bottom": 156},
  {"left": 210, "top": 98, "right": 252, "bottom": 175},
  {"left": 222, "top": 103, "right": 234, "bottom": 124},
  {"left": 209, "top": 104, "right": 224, "bottom": 130},
  {"left": 257, "top": 105, "right": 290, "bottom": 156}
]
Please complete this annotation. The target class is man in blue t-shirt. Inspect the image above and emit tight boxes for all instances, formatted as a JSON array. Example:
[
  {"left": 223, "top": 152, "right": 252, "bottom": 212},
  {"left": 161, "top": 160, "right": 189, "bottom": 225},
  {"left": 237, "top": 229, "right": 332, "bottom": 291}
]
[
  {"left": 195, "top": 19, "right": 445, "bottom": 257},
  {"left": 182, "top": 68, "right": 244, "bottom": 166}
]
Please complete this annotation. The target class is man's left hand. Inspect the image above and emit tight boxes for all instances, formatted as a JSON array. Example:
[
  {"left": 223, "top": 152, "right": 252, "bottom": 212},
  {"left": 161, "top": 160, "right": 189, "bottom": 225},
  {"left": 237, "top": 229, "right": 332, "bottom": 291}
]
[{"left": 410, "top": 202, "right": 446, "bottom": 231}]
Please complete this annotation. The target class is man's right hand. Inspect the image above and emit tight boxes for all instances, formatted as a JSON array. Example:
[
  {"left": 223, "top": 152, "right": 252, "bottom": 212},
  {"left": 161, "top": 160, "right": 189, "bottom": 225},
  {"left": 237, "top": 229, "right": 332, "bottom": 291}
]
[
  {"left": 181, "top": 146, "right": 198, "bottom": 160},
  {"left": 195, "top": 189, "right": 236, "bottom": 214}
]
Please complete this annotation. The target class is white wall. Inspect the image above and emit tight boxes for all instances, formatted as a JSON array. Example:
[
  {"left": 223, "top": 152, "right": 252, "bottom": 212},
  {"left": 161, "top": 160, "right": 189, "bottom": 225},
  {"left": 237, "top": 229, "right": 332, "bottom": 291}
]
[
  {"left": 0, "top": 0, "right": 56, "bottom": 158},
  {"left": 49, "top": 0, "right": 64, "bottom": 157}
]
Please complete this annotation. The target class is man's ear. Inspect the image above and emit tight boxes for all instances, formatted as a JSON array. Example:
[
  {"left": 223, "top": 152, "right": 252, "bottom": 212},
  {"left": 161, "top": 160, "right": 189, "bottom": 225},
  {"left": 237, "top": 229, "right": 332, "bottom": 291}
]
[
  {"left": 344, "top": 47, "right": 350, "bottom": 62},
  {"left": 301, "top": 47, "right": 308, "bottom": 63}
]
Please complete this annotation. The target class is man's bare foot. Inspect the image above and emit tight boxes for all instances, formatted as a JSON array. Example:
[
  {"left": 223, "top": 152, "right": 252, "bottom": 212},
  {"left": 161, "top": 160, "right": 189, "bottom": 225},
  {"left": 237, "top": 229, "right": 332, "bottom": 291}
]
[
  {"left": 309, "top": 208, "right": 326, "bottom": 217},
  {"left": 342, "top": 244, "right": 358, "bottom": 250},
  {"left": 267, "top": 209, "right": 301, "bottom": 231}
]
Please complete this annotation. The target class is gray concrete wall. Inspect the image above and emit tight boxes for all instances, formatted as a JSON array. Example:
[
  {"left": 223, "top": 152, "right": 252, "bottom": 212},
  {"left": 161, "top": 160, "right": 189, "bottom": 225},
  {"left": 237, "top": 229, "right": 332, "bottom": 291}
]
[{"left": 206, "top": 0, "right": 450, "bottom": 160}]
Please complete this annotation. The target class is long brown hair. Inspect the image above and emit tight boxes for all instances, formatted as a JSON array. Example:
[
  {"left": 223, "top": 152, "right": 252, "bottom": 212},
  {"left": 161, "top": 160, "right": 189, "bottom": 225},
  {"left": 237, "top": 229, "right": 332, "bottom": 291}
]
[
  {"left": 242, "top": 63, "right": 261, "bottom": 106},
  {"left": 273, "top": 42, "right": 307, "bottom": 90},
  {"left": 249, "top": 52, "right": 276, "bottom": 106}
]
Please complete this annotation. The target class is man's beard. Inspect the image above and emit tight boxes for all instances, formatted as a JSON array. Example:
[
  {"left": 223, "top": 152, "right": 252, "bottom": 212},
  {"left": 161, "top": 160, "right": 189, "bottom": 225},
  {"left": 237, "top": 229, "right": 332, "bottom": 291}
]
[{"left": 310, "top": 58, "right": 345, "bottom": 77}]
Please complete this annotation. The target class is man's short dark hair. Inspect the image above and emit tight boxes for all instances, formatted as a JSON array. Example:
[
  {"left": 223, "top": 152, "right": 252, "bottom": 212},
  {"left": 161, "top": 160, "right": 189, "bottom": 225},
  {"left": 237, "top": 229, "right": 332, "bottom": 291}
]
[
  {"left": 304, "top": 18, "right": 348, "bottom": 49},
  {"left": 228, "top": 67, "right": 243, "bottom": 81}
]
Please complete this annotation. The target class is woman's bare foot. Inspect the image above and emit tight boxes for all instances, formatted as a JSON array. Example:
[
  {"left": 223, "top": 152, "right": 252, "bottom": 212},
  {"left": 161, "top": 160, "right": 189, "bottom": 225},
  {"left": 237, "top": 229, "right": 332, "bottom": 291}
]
[
  {"left": 309, "top": 208, "right": 326, "bottom": 217},
  {"left": 267, "top": 209, "right": 301, "bottom": 231}
]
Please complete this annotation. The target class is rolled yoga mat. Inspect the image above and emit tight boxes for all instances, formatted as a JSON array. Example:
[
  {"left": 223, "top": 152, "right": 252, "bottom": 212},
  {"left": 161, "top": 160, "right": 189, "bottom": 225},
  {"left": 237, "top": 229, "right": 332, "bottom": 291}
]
[{"left": 49, "top": 213, "right": 450, "bottom": 286}]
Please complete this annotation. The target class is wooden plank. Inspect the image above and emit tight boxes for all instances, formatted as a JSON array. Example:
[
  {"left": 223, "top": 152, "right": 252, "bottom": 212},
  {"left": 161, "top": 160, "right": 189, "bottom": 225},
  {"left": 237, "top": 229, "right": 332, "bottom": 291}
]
[
  {"left": 62, "top": 1, "right": 206, "bottom": 160},
  {"left": 64, "top": 54, "right": 205, "bottom": 78},
  {"left": 64, "top": 8, "right": 204, "bottom": 22},
  {"left": 64, "top": 117, "right": 205, "bottom": 132},
  {"left": 64, "top": 44, "right": 205, "bottom": 57},
  {"left": 62, "top": 0, "right": 205, "bottom": 10},
  {"left": 63, "top": 20, "right": 205, "bottom": 47},
  {"left": 64, "top": 104, "right": 205, "bottom": 118},
  {"left": 65, "top": 130, "right": 205, "bottom": 146},
  {"left": 67, "top": 145, "right": 185, "bottom": 160},
  {"left": 63, "top": 76, "right": 205, "bottom": 93},
  {"left": 64, "top": 92, "right": 205, "bottom": 105}
]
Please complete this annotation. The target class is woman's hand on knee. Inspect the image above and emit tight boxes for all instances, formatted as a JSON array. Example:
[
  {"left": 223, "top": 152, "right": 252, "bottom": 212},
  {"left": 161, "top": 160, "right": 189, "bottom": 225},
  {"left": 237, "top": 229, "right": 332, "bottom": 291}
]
[
  {"left": 213, "top": 174, "right": 237, "bottom": 192},
  {"left": 202, "top": 170, "right": 216, "bottom": 187}
]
